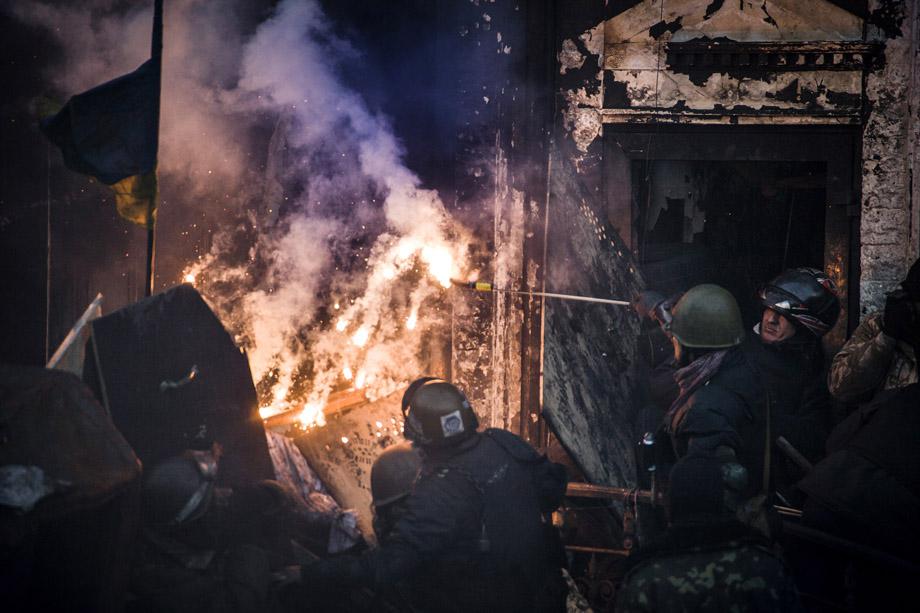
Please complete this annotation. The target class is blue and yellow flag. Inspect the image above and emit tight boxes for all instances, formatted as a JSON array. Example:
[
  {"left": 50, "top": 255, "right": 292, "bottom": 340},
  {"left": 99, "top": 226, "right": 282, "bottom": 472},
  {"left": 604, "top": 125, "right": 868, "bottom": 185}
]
[{"left": 41, "top": 59, "right": 159, "bottom": 227}]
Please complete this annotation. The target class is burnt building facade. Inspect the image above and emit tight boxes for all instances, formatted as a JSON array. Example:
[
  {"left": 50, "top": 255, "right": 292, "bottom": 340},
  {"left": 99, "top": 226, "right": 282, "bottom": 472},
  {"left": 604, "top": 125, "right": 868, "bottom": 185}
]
[{"left": 448, "top": 0, "right": 919, "bottom": 487}]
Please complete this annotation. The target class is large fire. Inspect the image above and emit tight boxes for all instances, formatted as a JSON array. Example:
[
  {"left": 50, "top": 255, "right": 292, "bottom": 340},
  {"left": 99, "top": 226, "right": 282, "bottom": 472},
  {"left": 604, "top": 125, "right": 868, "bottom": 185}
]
[{"left": 184, "top": 236, "right": 466, "bottom": 430}]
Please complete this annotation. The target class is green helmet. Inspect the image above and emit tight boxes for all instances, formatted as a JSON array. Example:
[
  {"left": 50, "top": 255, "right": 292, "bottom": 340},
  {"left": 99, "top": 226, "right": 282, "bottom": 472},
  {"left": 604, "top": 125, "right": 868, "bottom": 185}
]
[
  {"left": 371, "top": 442, "right": 422, "bottom": 507},
  {"left": 669, "top": 284, "right": 744, "bottom": 349},
  {"left": 401, "top": 377, "right": 479, "bottom": 448}
]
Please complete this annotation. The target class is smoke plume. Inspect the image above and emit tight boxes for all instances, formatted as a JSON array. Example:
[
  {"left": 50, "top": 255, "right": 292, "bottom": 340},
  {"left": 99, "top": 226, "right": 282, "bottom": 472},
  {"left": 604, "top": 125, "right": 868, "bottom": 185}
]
[{"left": 12, "top": 0, "right": 472, "bottom": 420}]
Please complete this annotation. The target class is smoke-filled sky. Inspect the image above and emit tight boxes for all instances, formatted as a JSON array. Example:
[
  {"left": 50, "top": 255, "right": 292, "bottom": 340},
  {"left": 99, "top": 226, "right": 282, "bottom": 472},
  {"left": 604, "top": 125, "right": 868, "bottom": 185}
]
[{"left": 9, "top": 0, "right": 475, "bottom": 418}]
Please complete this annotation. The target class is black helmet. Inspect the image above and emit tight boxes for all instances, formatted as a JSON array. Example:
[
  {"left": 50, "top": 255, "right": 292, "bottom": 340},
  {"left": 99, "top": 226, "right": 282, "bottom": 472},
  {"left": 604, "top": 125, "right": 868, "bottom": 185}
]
[
  {"left": 758, "top": 267, "right": 840, "bottom": 337},
  {"left": 401, "top": 377, "right": 478, "bottom": 448},
  {"left": 371, "top": 442, "right": 421, "bottom": 507},
  {"left": 142, "top": 449, "right": 218, "bottom": 527}
]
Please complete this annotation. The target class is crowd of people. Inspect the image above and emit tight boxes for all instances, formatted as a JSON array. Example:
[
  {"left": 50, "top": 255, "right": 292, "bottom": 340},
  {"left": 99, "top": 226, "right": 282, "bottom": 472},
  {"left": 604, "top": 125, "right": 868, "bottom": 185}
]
[{"left": 124, "top": 259, "right": 919, "bottom": 612}]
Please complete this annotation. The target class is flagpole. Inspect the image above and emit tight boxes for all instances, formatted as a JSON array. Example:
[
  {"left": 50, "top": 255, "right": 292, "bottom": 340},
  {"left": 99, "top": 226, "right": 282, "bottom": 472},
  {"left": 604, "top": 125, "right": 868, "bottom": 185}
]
[{"left": 146, "top": 0, "right": 163, "bottom": 297}]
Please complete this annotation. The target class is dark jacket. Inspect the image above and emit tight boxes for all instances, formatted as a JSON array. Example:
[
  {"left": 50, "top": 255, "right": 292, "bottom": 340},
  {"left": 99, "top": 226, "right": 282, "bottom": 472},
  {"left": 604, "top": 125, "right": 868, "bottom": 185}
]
[
  {"left": 669, "top": 346, "right": 768, "bottom": 496},
  {"left": 616, "top": 521, "right": 803, "bottom": 613},
  {"left": 741, "top": 332, "right": 832, "bottom": 495},
  {"left": 799, "top": 384, "right": 920, "bottom": 562},
  {"left": 301, "top": 429, "right": 568, "bottom": 613}
]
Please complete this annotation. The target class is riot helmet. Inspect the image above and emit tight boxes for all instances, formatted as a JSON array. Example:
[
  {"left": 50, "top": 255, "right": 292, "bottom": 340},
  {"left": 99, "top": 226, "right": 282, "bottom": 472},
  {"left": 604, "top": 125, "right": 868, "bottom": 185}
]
[
  {"left": 142, "top": 449, "right": 218, "bottom": 528},
  {"left": 758, "top": 267, "right": 840, "bottom": 337},
  {"left": 669, "top": 284, "right": 744, "bottom": 349},
  {"left": 371, "top": 442, "right": 421, "bottom": 508},
  {"left": 401, "top": 377, "right": 478, "bottom": 448}
]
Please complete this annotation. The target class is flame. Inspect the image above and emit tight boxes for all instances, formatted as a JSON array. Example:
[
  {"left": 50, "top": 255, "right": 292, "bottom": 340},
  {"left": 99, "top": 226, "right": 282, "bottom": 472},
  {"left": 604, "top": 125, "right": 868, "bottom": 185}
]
[
  {"left": 258, "top": 404, "right": 285, "bottom": 420},
  {"left": 183, "top": 272, "right": 196, "bottom": 284},
  {"left": 354, "top": 369, "right": 367, "bottom": 389},
  {"left": 406, "top": 309, "right": 418, "bottom": 330},
  {"left": 420, "top": 245, "right": 455, "bottom": 288},
  {"left": 342, "top": 365, "right": 353, "bottom": 380},
  {"left": 351, "top": 326, "right": 370, "bottom": 347},
  {"left": 297, "top": 400, "right": 326, "bottom": 427}
]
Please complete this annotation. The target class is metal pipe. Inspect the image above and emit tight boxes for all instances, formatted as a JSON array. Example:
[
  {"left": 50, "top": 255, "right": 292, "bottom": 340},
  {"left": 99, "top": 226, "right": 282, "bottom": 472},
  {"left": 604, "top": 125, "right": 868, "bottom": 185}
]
[
  {"left": 566, "top": 482, "right": 660, "bottom": 505},
  {"left": 452, "top": 279, "right": 631, "bottom": 307}
]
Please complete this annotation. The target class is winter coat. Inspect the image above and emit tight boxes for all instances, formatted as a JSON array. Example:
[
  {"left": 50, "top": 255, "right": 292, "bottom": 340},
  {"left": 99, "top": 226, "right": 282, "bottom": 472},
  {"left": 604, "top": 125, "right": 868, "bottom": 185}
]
[
  {"left": 615, "top": 521, "right": 803, "bottom": 613},
  {"left": 798, "top": 384, "right": 920, "bottom": 562},
  {"left": 668, "top": 347, "right": 768, "bottom": 496},
  {"left": 828, "top": 314, "right": 918, "bottom": 403},
  {"left": 740, "top": 333, "right": 832, "bottom": 495}
]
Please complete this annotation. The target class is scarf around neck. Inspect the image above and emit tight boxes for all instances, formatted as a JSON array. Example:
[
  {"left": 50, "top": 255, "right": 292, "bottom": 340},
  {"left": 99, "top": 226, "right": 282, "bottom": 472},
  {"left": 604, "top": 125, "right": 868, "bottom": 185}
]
[{"left": 666, "top": 349, "right": 730, "bottom": 432}]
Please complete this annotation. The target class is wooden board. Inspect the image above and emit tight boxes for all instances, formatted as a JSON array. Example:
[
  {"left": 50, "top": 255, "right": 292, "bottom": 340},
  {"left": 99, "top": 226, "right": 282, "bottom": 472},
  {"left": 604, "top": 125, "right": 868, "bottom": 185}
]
[{"left": 294, "top": 391, "right": 405, "bottom": 542}]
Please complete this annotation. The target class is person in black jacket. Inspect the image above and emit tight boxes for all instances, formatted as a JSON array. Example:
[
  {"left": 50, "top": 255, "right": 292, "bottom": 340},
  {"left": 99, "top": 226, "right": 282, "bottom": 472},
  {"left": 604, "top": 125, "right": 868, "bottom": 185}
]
[
  {"left": 794, "top": 383, "right": 920, "bottom": 612},
  {"left": 663, "top": 284, "right": 767, "bottom": 497},
  {"left": 742, "top": 267, "right": 840, "bottom": 501},
  {"left": 292, "top": 378, "right": 569, "bottom": 613}
]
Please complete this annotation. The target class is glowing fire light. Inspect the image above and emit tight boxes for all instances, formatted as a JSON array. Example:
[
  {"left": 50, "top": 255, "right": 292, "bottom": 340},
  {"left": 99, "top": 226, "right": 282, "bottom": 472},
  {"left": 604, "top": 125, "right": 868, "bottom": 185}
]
[
  {"left": 183, "top": 272, "right": 196, "bottom": 284},
  {"left": 420, "top": 245, "right": 455, "bottom": 288},
  {"left": 351, "top": 326, "right": 370, "bottom": 347},
  {"left": 297, "top": 400, "right": 326, "bottom": 428},
  {"left": 341, "top": 436, "right": 349, "bottom": 444},
  {"left": 342, "top": 365, "right": 353, "bottom": 380},
  {"left": 354, "top": 369, "right": 367, "bottom": 389},
  {"left": 406, "top": 310, "right": 418, "bottom": 330},
  {"left": 258, "top": 404, "right": 285, "bottom": 420},
  {"left": 336, "top": 319, "right": 348, "bottom": 332}
]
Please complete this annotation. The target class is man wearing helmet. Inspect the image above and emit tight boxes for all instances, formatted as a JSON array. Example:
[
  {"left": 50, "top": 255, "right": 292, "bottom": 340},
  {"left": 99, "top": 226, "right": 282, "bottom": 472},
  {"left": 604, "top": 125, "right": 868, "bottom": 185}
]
[
  {"left": 293, "top": 378, "right": 569, "bottom": 613},
  {"left": 663, "top": 284, "right": 761, "bottom": 487},
  {"left": 828, "top": 257, "right": 920, "bottom": 403},
  {"left": 744, "top": 267, "right": 841, "bottom": 499}
]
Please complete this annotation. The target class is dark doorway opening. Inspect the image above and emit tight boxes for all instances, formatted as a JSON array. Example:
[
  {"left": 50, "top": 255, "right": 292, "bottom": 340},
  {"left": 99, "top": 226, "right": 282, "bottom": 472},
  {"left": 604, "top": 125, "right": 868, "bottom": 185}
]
[
  {"left": 604, "top": 125, "right": 860, "bottom": 351},
  {"left": 634, "top": 160, "right": 828, "bottom": 326}
]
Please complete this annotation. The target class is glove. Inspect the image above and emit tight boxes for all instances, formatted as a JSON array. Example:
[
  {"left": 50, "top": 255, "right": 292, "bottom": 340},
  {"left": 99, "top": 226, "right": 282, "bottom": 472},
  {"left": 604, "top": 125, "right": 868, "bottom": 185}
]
[
  {"left": 632, "top": 291, "right": 666, "bottom": 321},
  {"left": 882, "top": 289, "right": 918, "bottom": 343}
]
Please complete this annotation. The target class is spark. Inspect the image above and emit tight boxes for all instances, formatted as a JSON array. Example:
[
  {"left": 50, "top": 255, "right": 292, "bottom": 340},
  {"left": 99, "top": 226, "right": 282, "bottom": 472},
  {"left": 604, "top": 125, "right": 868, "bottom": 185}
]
[
  {"left": 298, "top": 401, "right": 326, "bottom": 428},
  {"left": 420, "top": 245, "right": 455, "bottom": 288},
  {"left": 351, "top": 326, "right": 369, "bottom": 347},
  {"left": 341, "top": 436, "right": 349, "bottom": 444}
]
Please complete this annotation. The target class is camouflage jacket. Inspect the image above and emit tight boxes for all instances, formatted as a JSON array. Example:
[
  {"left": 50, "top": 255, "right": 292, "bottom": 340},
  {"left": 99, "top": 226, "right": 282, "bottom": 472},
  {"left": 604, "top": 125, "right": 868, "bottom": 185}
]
[
  {"left": 828, "top": 314, "right": 918, "bottom": 404},
  {"left": 615, "top": 523, "right": 803, "bottom": 613}
]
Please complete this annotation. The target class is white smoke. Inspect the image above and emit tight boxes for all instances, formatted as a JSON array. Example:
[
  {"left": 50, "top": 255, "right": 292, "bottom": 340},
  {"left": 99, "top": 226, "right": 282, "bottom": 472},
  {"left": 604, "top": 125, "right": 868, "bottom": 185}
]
[{"left": 13, "top": 0, "right": 472, "bottom": 420}]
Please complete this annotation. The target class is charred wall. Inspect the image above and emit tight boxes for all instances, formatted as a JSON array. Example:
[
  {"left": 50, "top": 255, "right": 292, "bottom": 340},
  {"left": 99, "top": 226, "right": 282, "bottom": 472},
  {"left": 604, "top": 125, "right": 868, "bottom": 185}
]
[
  {"left": 554, "top": 0, "right": 919, "bottom": 324},
  {"left": 860, "top": 0, "right": 919, "bottom": 314}
]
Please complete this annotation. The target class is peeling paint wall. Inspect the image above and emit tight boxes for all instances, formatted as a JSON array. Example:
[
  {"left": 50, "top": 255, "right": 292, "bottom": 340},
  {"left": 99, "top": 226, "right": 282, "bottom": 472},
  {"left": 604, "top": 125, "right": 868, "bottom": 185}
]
[
  {"left": 860, "top": 0, "right": 918, "bottom": 314},
  {"left": 557, "top": 0, "right": 919, "bottom": 318}
]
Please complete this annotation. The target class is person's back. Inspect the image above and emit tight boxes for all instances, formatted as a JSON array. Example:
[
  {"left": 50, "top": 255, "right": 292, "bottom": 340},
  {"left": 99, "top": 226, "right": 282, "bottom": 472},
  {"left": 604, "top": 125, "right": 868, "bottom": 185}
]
[
  {"left": 616, "top": 454, "right": 803, "bottom": 613},
  {"left": 388, "top": 428, "right": 566, "bottom": 612},
  {"left": 616, "top": 524, "right": 801, "bottom": 613},
  {"left": 293, "top": 378, "right": 568, "bottom": 613}
]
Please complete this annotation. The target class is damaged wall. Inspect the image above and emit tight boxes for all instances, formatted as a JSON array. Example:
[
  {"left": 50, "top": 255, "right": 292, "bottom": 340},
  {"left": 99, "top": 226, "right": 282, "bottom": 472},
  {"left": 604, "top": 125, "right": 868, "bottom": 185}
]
[
  {"left": 860, "top": 0, "right": 919, "bottom": 314},
  {"left": 557, "top": 0, "right": 919, "bottom": 319}
]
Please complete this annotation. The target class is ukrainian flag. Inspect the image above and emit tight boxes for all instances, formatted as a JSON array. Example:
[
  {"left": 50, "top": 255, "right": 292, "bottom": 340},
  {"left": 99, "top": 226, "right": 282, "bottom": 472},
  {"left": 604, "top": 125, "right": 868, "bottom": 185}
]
[{"left": 41, "top": 59, "right": 159, "bottom": 227}]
